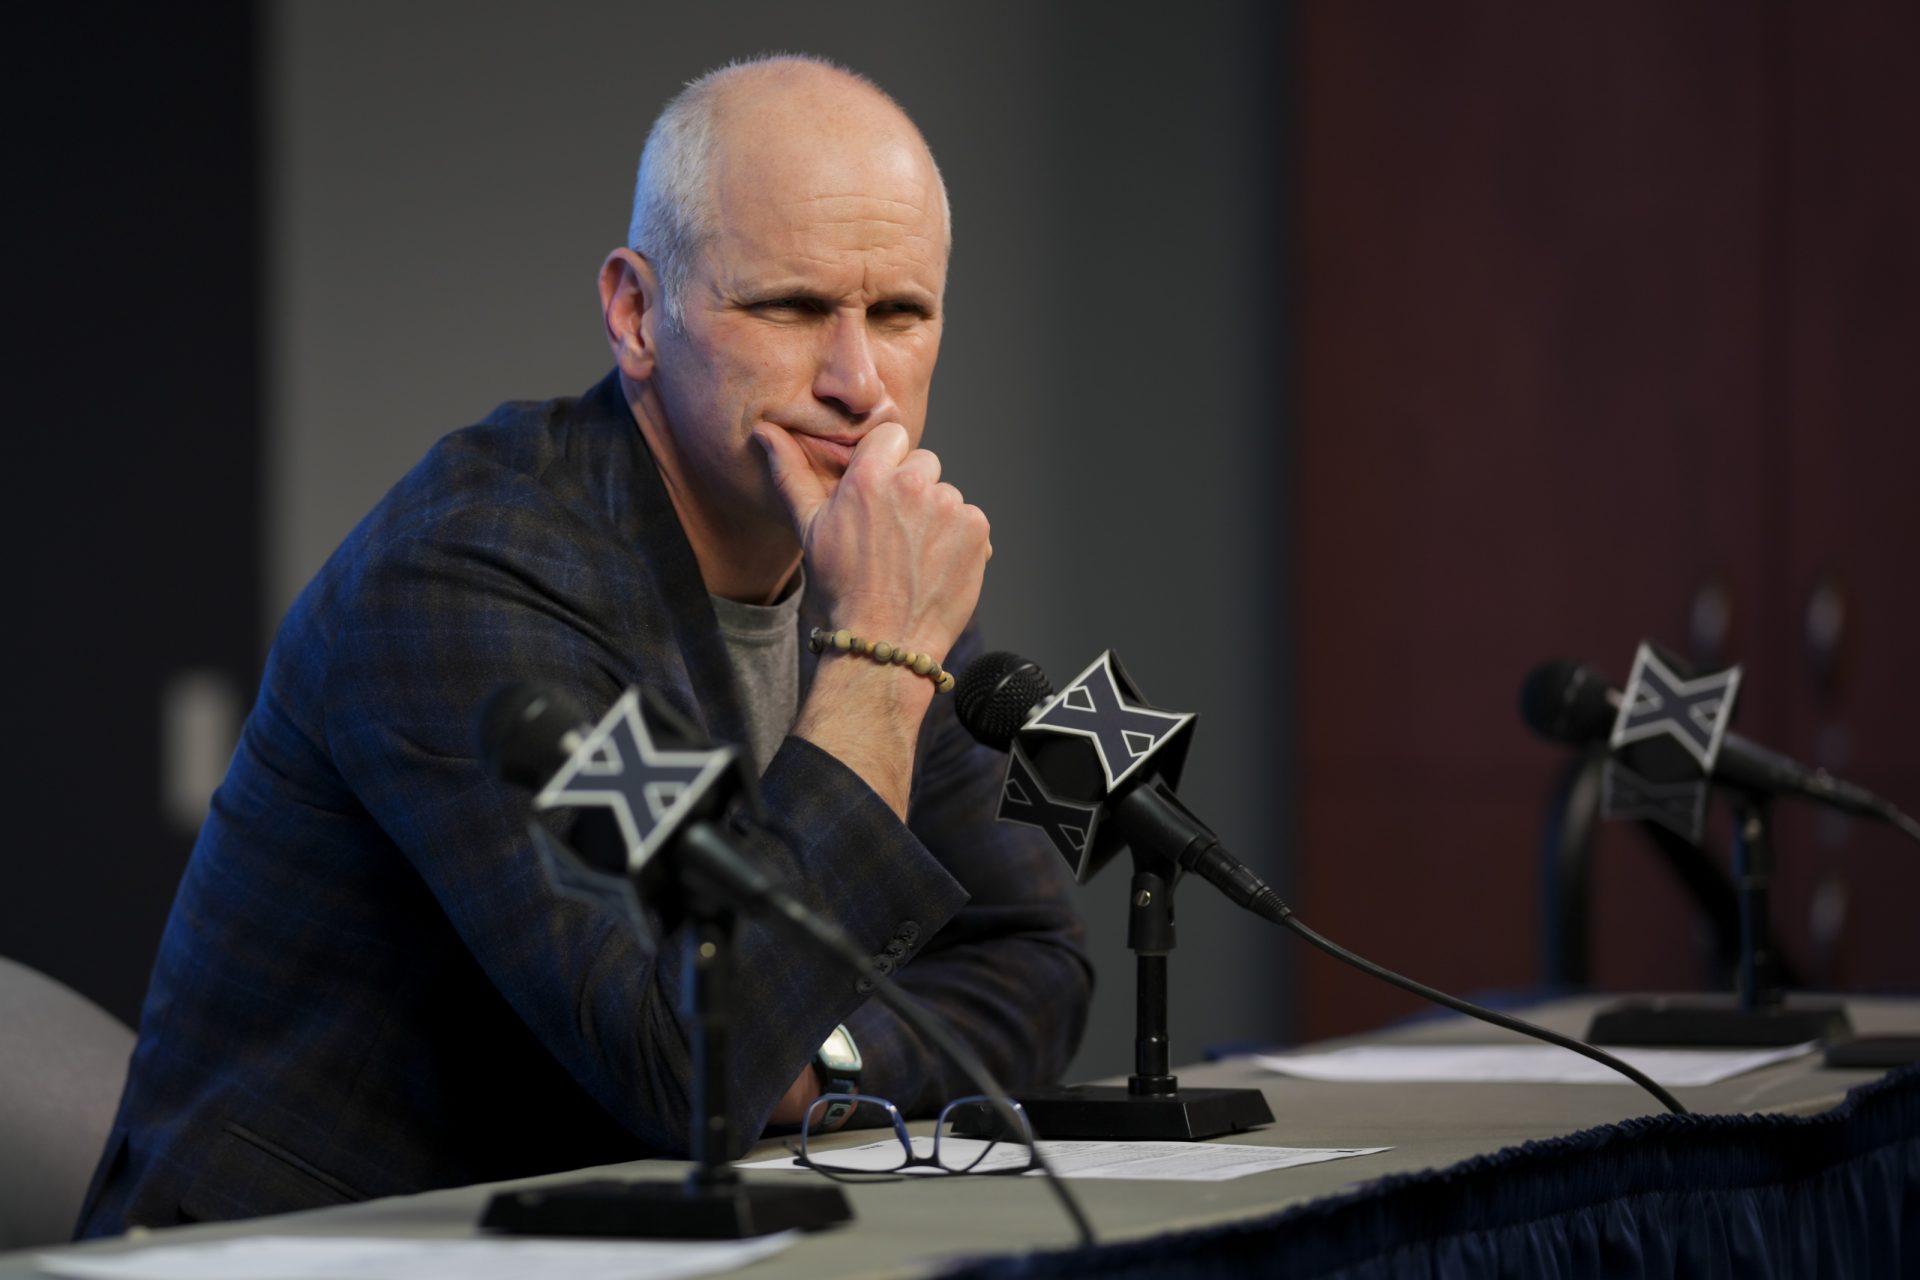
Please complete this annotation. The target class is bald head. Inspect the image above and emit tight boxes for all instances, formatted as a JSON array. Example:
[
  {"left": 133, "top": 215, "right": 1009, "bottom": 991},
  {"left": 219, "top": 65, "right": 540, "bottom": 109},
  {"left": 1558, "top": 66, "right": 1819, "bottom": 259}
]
[{"left": 629, "top": 55, "right": 951, "bottom": 329}]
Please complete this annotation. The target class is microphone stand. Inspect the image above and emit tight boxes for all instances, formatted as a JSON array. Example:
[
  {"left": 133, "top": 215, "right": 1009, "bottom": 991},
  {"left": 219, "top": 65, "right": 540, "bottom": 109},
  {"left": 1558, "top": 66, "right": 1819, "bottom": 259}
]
[
  {"left": 953, "top": 845, "right": 1273, "bottom": 1141},
  {"left": 482, "top": 750, "right": 852, "bottom": 1238},
  {"left": 1587, "top": 794, "right": 1852, "bottom": 1047}
]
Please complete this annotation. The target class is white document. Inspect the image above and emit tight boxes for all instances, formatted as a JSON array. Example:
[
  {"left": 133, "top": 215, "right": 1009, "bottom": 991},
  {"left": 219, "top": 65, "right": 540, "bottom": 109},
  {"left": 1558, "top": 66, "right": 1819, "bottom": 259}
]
[
  {"left": 35, "top": 1231, "right": 800, "bottom": 1280},
  {"left": 739, "top": 1138, "right": 1386, "bottom": 1182},
  {"left": 1252, "top": 1041, "right": 1816, "bottom": 1087}
]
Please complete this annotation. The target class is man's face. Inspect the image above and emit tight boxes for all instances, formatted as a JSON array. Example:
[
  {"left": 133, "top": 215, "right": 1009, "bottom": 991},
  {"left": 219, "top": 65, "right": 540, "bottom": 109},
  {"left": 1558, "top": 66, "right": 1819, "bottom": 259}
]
[{"left": 643, "top": 128, "right": 948, "bottom": 544}]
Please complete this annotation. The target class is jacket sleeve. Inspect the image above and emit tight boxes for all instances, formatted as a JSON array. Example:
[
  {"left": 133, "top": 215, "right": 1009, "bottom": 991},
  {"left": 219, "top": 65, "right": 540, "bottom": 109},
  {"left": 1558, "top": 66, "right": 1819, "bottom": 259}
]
[
  {"left": 322, "top": 490, "right": 1086, "bottom": 1154},
  {"left": 778, "top": 625, "right": 1094, "bottom": 1117}
]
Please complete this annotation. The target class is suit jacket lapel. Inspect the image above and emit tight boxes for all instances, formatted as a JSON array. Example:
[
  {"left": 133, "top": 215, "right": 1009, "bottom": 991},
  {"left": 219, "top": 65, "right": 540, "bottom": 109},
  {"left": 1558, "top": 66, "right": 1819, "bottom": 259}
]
[{"left": 574, "top": 370, "right": 750, "bottom": 757}]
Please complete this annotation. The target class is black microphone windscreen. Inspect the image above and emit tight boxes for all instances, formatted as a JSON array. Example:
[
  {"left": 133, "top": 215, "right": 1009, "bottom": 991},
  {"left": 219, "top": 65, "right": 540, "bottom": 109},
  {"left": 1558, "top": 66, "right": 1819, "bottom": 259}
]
[
  {"left": 476, "top": 682, "right": 590, "bottom": 789},
  {"left": 955, "top": 652, "right": 1053, "bottom": 752},
  {"left": 1518, "top": 660, "right": 1616, "bottom": 745}
]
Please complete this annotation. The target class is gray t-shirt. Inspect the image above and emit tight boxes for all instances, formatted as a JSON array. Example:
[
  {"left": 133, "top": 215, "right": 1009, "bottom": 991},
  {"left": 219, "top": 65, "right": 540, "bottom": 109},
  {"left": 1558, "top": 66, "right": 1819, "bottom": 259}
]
[{"left": 708, "top": 584, "right": 804, "bottom": 775}]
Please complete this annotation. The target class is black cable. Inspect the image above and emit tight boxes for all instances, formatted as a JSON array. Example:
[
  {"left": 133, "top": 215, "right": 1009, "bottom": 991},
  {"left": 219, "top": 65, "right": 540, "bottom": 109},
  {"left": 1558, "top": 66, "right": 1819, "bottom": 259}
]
[
  {"left": 1269, "top": 908, "right": 1690, "bottom": 1116},
  {"left": 757, "top": 887, "right": 1098, "bottom": 1246},
  {"left": 1167, "top": 821, "right": 1690, "bottom": 1116}
]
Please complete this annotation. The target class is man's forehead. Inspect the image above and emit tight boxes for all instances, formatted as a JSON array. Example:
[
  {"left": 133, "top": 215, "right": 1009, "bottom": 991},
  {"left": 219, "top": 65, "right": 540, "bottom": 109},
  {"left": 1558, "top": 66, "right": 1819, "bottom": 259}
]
[
  {"left": 705, "top": 219, "right": 948, "bottom": 303},
  {"left": 706, "top": 145, "right": 947, "bottom": 280},
  {"left": 714, "top": 117, "right": 937, "bottom": 208},
  {"left": 705, "top": 69, "right": 941, "bottom": 205}
]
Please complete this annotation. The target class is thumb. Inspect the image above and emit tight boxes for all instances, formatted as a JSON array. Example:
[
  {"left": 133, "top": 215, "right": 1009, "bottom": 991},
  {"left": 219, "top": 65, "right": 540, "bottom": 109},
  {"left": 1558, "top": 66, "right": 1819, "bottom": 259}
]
[{"left": 754, "top": 426, "right": 829, "bottom": 535}]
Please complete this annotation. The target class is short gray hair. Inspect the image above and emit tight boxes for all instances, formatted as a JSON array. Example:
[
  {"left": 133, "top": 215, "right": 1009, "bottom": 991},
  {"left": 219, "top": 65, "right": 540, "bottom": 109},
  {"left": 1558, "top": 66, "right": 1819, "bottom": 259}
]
[{"left": 627, "top": 53, "right": 951, "bottom": 330}]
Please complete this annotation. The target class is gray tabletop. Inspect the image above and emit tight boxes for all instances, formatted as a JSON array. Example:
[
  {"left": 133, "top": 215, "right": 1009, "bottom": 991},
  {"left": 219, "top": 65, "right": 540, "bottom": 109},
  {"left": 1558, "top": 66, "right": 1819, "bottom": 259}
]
[{"left": 9, "top": 995, "right": 1915, "bottom": 1279}]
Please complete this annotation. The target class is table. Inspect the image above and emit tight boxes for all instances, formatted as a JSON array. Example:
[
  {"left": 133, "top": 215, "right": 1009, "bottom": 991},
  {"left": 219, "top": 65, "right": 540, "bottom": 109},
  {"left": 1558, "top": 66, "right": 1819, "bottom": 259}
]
[{"left": 8, "top": 996, "right": 1919, "bottom": 1279}]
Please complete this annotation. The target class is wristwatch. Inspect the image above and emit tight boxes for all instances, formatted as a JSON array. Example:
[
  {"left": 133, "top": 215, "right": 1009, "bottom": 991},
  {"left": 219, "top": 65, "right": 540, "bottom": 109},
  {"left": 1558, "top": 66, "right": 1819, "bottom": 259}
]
[{"left": 814, "top": 1023, "right": 863, "bottom": 1126}]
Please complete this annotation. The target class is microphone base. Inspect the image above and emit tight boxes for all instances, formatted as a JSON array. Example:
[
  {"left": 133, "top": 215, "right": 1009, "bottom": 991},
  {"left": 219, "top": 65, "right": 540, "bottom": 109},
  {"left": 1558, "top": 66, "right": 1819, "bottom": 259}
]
[
  {"left": 948, "top": 1084, "right": 1274, "bottom": 1142},
  {"left": 481, "top": 1176, "right": 853, "bottom": 1239},
  {"left": 1587, "top": 995, "right": 1852, "bottom": 1048}
]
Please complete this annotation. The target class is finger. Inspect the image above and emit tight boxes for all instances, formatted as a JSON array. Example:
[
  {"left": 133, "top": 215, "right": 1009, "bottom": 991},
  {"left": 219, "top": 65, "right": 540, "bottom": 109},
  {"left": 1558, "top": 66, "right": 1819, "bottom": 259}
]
[
  {"left": 848, "top": 421, "right": 911, "bottom": 473},
  {"left": 964, "top": 503, "right": 991, "bottom": 553},
  {"left": 898, "top": 448, "right": 942, "bottom": 489},
  {"left": 753, "top": 426, "right": 830, "bottom": 532}
]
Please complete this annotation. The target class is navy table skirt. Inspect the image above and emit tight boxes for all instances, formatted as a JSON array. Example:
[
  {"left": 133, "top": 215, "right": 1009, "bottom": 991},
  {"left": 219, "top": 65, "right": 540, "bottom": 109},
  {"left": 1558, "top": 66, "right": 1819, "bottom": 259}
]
[{"left": 952, "top": 1065, "right": 1920, "bottom": 1279}]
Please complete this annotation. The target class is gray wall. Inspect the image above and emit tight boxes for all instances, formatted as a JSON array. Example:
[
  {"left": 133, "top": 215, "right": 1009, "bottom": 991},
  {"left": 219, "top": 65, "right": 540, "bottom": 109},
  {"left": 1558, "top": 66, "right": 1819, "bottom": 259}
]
[{"left": 269, "top": 0, "right": 1292, "bottom": 1080}]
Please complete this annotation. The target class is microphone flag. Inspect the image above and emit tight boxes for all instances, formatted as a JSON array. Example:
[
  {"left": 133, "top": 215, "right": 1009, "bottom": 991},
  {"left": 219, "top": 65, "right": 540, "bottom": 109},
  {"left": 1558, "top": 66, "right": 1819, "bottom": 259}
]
[
  {"left": 1609, "top": 643, "right": 1743, "bottom": 773},
  {"left": 1600, "top": 641, "right": 1741, "bottom": 843},
  {"left": 535, "top": 689, "right": 738, "bottom": 875},
  {"left": 997, "top": 651, "right": 1197, "bottom": 882},
  {"left": 1025, "top": 651, "right": 1196, "bottom": 791},
  {"left": 1600, "top": 758, "right": 1713, "bottom": 842},
  {"left": 1000, "top": 749, "right": 1103, "bottom": 864}
]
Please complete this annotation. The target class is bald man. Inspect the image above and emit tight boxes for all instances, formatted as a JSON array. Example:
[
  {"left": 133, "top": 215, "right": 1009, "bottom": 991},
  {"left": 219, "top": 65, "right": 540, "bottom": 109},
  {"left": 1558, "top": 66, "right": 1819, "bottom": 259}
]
[{"left": 76, "top": 57, "right": 1090, "bottom": 1236}]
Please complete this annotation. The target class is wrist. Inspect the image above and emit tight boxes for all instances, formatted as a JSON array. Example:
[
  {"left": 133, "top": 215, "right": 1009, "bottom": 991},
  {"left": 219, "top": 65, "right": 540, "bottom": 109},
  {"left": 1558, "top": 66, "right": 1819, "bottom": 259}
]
[
  {"left": 808, "top": 627, "right": 956, "bottom": 695},
  {"left": 813, "top": 1023, "right": 863, "bottom": 1130},
  {"left": 801, "top": 653, "right": 936, "bottom": 724},
  {"left": 793, "top": 658, "right": 933, "bottom": 819}
]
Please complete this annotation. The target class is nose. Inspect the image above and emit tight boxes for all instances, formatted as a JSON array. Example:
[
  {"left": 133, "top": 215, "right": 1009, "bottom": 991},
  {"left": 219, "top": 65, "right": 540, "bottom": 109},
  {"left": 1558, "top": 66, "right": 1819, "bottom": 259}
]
[{"left": 813, "top": 310, "right": 889, "bottom": 422}]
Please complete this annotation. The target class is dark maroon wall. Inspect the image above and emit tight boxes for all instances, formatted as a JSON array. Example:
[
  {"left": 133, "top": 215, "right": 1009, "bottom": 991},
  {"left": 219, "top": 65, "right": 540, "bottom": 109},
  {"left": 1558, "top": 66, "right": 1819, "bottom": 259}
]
[{"left": 1292, "top": 2, "right": 1920, "bottom": 1038}]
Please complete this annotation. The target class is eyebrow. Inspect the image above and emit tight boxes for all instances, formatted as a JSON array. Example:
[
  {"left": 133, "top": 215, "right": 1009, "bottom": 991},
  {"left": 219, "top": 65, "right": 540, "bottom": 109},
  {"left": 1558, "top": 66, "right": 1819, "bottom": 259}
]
[{"left": 738, "top": 285, "right": 939, "bottom": 315}]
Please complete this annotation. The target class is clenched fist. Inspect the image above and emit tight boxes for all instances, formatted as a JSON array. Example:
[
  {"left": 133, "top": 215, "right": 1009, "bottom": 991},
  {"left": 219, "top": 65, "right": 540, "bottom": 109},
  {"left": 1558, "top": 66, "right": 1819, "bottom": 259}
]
[{"left": 754, "top": 421, "right": 990, "bottom": 666}]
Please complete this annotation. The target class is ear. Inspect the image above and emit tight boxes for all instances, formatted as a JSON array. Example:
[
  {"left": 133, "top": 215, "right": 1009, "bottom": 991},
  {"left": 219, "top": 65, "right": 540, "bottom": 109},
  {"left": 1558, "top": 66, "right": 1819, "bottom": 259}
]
[{"left": 598, "top": 248, "right": 662, "bottom": 382}]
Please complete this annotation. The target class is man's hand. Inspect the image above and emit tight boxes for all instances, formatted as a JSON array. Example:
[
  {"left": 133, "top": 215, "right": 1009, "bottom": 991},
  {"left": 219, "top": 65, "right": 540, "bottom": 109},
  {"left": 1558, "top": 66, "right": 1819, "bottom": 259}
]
[
  {"left": 755, "top": 422, "right": 992, "bottom": 818},
  {"left": 755, "top": 421, "right": 990, "bottom": 662}
]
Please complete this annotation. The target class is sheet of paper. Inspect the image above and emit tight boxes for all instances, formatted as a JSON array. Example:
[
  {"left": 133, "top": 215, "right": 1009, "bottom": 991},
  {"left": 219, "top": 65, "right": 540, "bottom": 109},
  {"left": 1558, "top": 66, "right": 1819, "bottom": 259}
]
[
  {"left": 35, "top": 1231, "right": 800, "bottom": 1280},
  {"left": 1251, "top": 1041, "right": 1816, "bottom": 1087},
  {"left": 738, "top": 1138, "right": 1386, "bottom": 1182}
]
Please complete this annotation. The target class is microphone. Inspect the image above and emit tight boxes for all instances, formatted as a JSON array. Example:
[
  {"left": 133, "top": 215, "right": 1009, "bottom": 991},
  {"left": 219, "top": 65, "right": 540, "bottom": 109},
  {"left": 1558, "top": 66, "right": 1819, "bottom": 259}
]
[
  {"left": 478, "top": 684, "right": 629, "bottom": 876},
  {"left": 478, "top": 683, "right": 589, "bottom": 786},
  {"left": 958, "top": 651, "right": 1695, "bottom": 1117},
  {"left": 476, "top": 679, "right": 1099, "bottom": 1243},
  {"left": 954, "top": 651, "right": 1289, "bottom": 923},
  {"left": 477, "top": 682, "right": 784, "bottom": 910},
  {"left": 1520, "top": 659, "right": 1894, "bottom": 821}
]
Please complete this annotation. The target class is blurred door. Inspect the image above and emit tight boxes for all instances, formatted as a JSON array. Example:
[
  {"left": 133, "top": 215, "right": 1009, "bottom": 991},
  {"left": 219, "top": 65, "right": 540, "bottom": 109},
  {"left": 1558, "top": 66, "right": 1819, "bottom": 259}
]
[{"left": 1292, "top": 1, "right": 1920, "bottom": 1038}]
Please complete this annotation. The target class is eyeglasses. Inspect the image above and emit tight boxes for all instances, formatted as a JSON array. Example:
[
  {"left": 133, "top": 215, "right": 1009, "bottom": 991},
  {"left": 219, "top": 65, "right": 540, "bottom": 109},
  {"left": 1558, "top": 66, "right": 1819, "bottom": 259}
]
[{"left": 786, "top": 1094, "right": 1041, "bottom": 1181}]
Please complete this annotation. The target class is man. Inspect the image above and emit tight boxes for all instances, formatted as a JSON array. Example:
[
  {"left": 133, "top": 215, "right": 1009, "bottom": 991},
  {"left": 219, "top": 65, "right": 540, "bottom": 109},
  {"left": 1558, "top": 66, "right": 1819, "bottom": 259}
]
[{"left": 77, "top": 56, "right": 1091, "bottom": 1236}]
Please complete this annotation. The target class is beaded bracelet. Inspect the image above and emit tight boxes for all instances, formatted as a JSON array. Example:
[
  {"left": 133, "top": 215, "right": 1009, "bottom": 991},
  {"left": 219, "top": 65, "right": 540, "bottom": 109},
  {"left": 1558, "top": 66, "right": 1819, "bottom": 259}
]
[{"left": 808, "top": 627, "right": 956, "bottom": 694}]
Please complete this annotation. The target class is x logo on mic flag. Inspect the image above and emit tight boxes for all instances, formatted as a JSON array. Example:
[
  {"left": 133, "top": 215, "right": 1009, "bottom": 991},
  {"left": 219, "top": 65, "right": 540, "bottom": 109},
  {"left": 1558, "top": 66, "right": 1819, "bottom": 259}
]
[
  {"left": 1025, "top": 652, "right": 1196, "bottom": 791},
  {"left": 535, "top": 689, "right": 732, "bottom": 874},
  {"left": 998, "top": 746, "right": 1104, "bottom": 873},
  {"left": 1602, "top": 759, "right": 1709, "bottom": 844},
  {"left": 1610, "top": 643, "right": 1742, "bottom": 773}
]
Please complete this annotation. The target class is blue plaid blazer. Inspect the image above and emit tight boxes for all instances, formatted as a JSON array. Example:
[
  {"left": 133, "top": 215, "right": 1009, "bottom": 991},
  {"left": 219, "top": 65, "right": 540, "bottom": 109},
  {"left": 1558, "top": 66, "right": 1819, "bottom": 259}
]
[{"left": 77, "top": 372, "right": 1091, "bottom": 1236}]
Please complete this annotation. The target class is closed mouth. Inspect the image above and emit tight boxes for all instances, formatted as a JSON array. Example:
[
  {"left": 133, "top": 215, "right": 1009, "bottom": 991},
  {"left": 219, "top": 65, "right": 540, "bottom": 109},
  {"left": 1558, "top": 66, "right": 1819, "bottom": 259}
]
[{"left": 790, "top": 431, "right": 859, "bottom": 473}]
